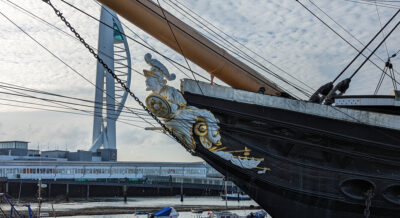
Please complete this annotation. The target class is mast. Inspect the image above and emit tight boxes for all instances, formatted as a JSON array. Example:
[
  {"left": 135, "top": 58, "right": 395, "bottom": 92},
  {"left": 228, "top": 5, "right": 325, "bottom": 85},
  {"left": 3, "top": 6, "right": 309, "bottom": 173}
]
[{"left": 97, "top": 0, "right": 284, "bottom": 96}]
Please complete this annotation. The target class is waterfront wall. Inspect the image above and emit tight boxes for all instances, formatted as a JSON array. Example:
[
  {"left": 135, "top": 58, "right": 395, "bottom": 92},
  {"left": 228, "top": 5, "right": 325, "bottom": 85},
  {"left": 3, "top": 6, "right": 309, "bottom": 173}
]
[{"left": 0, "top": 177, "right": 233, "bottom": 200}]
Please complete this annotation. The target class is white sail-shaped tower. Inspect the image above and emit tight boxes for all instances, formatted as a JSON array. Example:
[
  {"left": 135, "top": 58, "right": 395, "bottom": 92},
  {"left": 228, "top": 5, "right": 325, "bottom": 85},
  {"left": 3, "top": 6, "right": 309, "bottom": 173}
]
[{"left": 90, "top": 6, "right": 131, "bottom": 160}]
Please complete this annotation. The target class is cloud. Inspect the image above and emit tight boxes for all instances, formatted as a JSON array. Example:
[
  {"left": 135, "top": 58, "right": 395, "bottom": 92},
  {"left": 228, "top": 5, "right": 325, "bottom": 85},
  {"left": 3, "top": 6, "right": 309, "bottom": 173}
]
[{"left": 0, "top": 0, "right": 399, "bottom": 162}]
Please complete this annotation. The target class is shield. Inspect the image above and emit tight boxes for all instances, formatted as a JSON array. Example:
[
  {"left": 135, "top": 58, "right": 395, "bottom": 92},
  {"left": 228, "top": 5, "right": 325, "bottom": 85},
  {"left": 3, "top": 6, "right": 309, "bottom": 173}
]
[{"left": 145, "top": 94, "right": 172, "bottom": 118}]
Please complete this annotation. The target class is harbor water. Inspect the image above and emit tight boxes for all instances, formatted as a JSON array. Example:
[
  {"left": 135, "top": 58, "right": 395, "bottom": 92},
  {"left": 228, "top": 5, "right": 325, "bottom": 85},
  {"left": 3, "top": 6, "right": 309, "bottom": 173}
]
[{"left": 0, "top": 196, "right": 272, "bottom": 217}]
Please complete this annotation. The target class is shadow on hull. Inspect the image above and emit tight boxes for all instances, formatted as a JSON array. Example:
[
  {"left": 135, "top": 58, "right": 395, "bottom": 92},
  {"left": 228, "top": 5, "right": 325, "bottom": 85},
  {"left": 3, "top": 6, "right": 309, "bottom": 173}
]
[{"left": 185, "top": 91, "right": 400, "bottom": 218}]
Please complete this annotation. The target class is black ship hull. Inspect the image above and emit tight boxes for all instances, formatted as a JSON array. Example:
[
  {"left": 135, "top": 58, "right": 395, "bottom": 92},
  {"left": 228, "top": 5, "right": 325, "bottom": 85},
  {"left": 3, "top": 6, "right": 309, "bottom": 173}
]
[{"left": 182, "top": 85, "right": 400, "bottom": 218}]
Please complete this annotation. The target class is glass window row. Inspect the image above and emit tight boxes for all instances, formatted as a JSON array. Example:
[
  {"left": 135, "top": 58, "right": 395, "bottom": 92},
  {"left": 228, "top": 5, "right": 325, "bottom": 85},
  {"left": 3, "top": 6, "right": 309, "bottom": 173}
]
[{"left": 0, "top": 166, "right": 207, "bottom": 176}]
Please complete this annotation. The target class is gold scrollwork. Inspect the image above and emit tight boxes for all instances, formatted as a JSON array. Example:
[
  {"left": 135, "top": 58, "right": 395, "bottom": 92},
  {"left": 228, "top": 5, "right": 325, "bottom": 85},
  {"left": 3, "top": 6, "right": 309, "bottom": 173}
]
[
  {"left": 194, "top": 122, "right": 208, "bottom": 136},
  {"left": 172, "top": 128, "right": 196, "bottom": 150}
]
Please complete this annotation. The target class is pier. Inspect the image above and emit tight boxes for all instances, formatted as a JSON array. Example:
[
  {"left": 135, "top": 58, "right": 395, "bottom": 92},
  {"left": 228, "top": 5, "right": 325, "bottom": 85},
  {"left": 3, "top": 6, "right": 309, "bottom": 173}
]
[{"left": 0, "top": 160, "right": 235, "bottom": 200}]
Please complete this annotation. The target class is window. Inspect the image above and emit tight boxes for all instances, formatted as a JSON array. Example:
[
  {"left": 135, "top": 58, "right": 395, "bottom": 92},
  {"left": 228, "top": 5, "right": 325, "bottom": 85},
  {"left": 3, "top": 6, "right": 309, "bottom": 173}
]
[
  {"left": 142, "top": 168, "right": 159, "bottom": 175},
  {"left": 113, "top": 22, "right": 123, "bottom": 41},
  {"left": 15, "top": 142, "right": 27, "bottom": 149},
  {"left": 0, "top": 142, "right": 14, "bottom": 149}
]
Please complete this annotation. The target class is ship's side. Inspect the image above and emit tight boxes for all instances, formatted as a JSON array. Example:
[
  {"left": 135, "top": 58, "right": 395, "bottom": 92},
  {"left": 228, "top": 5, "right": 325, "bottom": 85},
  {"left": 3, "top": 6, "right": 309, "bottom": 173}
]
[
  {"left": 82, "top": 1, "right": 400, "bottom": 217},
  {"left": 182, "top": 79, "right": 400, "bottom": 218}
]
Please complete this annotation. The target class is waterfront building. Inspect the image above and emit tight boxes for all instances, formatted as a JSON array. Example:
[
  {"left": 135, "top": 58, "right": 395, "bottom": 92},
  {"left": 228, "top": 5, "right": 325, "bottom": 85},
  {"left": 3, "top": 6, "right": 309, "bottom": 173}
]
[
  {"left": 0, "top": 160, "right": 216, "bottom": 180},
  {"left": 0, "top": 8, "right": 225, "bottom": 198}
]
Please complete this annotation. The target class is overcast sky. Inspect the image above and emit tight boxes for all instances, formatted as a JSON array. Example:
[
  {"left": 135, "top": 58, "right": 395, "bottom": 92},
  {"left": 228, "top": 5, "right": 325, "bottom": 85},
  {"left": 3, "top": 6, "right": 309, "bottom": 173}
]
[{"left": 0, "top": 0, "right": 399, "bottom": 162}]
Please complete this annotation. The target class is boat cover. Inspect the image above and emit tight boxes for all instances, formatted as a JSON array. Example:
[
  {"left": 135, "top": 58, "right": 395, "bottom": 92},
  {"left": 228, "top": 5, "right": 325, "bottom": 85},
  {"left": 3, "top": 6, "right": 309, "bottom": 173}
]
[{"left": 154, "top": 207, "right": 172, "bottom": 216}]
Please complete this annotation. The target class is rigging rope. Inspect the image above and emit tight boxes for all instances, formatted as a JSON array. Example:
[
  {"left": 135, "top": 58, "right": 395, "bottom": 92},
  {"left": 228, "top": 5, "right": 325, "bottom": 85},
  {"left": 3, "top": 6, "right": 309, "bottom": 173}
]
[
  {"left": 61, "top": 0, "right": 306, "bottom": 99},
  {"left": 0, "top": 0, "right": 396, "bottom": 162},
  {"left": 0, "top": 81, "right": 230, "bottom": 128},
  {"left": 155, "top": 0, "right": 204, "bottom": 95},
  {"left": 91, "top": 1, "right": 202, "bottom": 82},
  {"left": 308, "top": 0, "right": 400, "bottom": 79},
  {"left": 134, "top": 0, "right": 292, "bottom": 97},
  {"left": 0, "top": 83, "right": 159, "bottom": 126},
  {"left": 349, "top": 20, "right": 400, "bottom": 79},
  {"left": 4, "top": 0, "right": 147, "bottom": 78},
  {"left": 297, "top": 0, "right": 400, "bottom": 85},
  {"left": 169, "top": 0, "right": 313, "bottom": 98},
  {"left": 38, "top": 0, "right": 400, "bottom": 125},
  {"left": 59, "top": 0, "right": 210, "bottom": 83},
  {"left": 41, "top": 0, "right": 194, "bottom": 153},
  {"left": 163, "top": 1, "right": 311, "bottom": 99},
  {"left": 0, "top": 9, "right": 156, "bottom": 129},
  {"left": 0, "top": 90, "right": 152, "bottom": 122},
  {"left": 0, "top": 84, "right": 157, "bottom": 128},
  {"left": 374, "top": 67, "right": 389, "bottom": 94},
  {"left": 0, "top": 81, "right": 142, "bottom": 109},
  {"left": 375, "top": 2, "right": 391, "bottom": 59},
  {"left": 394, "top": 49, "right": 400, "bottom": 56},
  {"left": 3, "top": 0, "right": 394, "bottom": 148},
  {"left": 343, "top": 0, "right": 400, "bottom": 9},
  {"left": 335, "top": 9, "right": 400, "bottom": 82}
]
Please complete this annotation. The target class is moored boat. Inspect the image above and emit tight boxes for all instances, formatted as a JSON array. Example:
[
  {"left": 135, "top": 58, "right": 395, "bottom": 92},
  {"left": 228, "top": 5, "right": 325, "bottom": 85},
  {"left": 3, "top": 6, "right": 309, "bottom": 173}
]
[
  {"left": 220, "top": 193, "right": 251, "bottom": 201},
  {"left": 148, "top": 207, "right": 179, "bottom": 218}
]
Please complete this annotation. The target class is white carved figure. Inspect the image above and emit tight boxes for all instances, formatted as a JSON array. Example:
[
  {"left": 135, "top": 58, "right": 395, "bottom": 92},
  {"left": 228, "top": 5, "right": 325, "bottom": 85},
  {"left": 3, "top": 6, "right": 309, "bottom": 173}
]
[
  {"left": 143, "top": 53, "right": 221, "bottom": 149},
  {"left": 144, "top": 53, "right": 175, "bottom": 81},
  {"left": 143, "top": 54, "right": 266, "bottom": 173},
  {"left": 214, "top": 151, "right": 261, "bottom": 169},
  {"left": 144, "top": 54, "right": 185, "bottom": 115}
]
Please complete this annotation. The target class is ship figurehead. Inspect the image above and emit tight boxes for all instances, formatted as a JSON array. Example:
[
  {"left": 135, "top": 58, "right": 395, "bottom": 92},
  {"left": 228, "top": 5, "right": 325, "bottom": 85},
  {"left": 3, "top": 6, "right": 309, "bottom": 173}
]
[{"left": 143, "top": 53, "right": 268, "bottom": 174}]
